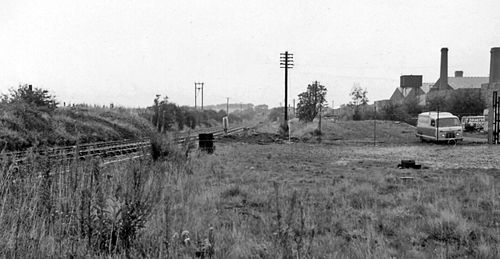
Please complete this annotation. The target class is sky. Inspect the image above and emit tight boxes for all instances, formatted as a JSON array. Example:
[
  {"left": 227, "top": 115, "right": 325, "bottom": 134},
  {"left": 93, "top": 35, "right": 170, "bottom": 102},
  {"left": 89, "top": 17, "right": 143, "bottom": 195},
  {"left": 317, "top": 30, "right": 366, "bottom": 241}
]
[{"left": 0, "top": 0, "right": 499, "bottom": 108}]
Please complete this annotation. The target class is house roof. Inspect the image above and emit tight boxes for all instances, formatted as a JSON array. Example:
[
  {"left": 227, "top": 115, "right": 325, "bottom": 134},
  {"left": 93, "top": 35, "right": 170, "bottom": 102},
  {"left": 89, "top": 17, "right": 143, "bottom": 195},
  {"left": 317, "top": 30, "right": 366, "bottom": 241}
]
[
  {"left": 420, "top": 83, "right": 433, "bottom": 93},
  {"left": 395, "top": 87, "right": 413, "bottom": 97},
  {"left": 390, "top": 88, "right": 404, "bottom": 100}
]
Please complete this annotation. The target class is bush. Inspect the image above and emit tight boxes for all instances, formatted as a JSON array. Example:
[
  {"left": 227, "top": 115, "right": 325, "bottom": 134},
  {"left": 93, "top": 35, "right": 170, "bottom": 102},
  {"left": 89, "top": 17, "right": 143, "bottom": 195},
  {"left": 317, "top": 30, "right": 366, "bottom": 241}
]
[
  {"left": 278, "top": 122, "right": 289, "bottom": 138},
  {"left": 2, "top": 84, "right": 58, "bottom": 111},
  {"left": 268, "top": 107, "right": 284, "bottom": 122}
]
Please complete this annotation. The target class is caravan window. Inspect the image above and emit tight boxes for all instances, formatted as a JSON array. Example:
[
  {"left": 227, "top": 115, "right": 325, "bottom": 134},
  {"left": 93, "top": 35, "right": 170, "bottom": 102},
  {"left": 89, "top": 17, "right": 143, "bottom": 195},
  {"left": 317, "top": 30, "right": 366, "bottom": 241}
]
[{"left": 430, "top": 119, "right": 435, "bottom": 127}]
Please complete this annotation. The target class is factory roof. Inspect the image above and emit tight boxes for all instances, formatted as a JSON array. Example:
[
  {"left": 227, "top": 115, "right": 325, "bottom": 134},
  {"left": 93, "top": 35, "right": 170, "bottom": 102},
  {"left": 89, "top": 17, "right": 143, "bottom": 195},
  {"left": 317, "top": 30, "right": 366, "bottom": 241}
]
[
  {"left": 432, "top": 76, "right": 489, "bottom": 90},
  {"left": 448, "top": 77, "right": 489, "bottom": 89}
]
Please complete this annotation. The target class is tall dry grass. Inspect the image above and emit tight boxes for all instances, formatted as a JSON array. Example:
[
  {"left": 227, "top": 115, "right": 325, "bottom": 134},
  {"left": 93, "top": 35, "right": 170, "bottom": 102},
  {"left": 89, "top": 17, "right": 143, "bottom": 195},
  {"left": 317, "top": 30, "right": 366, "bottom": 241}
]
[{"left": 1, "top": 141, "right": 499, "bottom": 258}]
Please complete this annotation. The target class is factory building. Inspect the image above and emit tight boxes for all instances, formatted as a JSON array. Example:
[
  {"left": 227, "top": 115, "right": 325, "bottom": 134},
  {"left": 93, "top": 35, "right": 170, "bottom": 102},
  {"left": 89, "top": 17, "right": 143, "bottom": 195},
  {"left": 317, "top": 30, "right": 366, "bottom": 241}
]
[
  {"left": 376, "top": 48, "right": 489, "bottom": 110},
  {"left": 389, "top": 75, "right": 433, "bottom": 106},
  {"left": 427, "top": 48, "right": 489, "bottom": 102}
]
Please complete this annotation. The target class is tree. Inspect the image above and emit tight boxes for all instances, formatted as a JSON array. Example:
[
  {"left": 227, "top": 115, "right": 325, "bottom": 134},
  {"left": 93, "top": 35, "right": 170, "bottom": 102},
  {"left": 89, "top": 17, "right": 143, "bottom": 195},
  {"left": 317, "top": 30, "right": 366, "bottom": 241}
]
[
  {"left": 152, "top": 95, "right": 183, "bottom": 132},
  {"left": 425, "top": 89, "right": 485, "bottom": 118},
  {"left": 426, "top": 92, "right": 447, "bottom": 111},
  {"left": 296, "top": 81, "right": 327, "bottom": 122},
  {"left": 2, "top": 84, "right": 58, "bottom": 111},
  {"left": 254, "top": 104, "right": 269, "bottom": 114},
  {"left": 403, "top": 94, "right": 423, "bottom": 116},
  {"left": 447, "top": 89, "right": 485, "bottom": 117},
  {"left": 381, "top": 102, "right": 400, "bottom": 121},
  {"left": 348, "top": 84, "right": 368, "bottom": 120},
  {"left": 267, "top": 107, "right": 283, "bottom": 122}
]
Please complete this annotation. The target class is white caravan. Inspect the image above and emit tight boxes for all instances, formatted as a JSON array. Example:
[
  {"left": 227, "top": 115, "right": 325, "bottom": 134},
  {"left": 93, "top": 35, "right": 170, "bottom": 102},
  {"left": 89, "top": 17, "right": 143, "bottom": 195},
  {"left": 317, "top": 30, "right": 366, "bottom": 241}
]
[{"left": 416, "top": 112, "right": 463, "bottom": 143}]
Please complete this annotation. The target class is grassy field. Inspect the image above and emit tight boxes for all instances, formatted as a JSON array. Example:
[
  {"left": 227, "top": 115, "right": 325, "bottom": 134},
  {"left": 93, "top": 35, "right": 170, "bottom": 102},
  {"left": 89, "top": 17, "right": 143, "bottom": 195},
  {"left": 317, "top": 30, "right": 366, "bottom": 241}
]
[
  {"left": 260, "top": 119, "right": 420, "bottom": 145},
  {"left": 1, "top": 121, "right": 499, "bottom": 258},
  {"left": 217, "top": 142, "right": 500, "bottom": 258}
]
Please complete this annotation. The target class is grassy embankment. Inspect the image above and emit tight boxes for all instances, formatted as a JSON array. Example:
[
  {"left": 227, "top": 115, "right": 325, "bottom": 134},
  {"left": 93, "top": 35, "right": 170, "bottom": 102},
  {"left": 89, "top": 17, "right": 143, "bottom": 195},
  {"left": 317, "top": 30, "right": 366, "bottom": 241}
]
[
  {"left": 0, "top": 103, "right": 154, "bottom": 151},
  {"left": 1, "top": 121, "right": 499, "bottom": 258}
]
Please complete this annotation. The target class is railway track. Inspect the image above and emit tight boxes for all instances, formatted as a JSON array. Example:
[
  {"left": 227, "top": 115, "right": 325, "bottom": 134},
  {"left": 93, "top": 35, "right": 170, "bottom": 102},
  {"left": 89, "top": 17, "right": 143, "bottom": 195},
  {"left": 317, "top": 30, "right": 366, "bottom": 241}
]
[{"left": 1, "top": 124, "right": 254, "bottom": 165}]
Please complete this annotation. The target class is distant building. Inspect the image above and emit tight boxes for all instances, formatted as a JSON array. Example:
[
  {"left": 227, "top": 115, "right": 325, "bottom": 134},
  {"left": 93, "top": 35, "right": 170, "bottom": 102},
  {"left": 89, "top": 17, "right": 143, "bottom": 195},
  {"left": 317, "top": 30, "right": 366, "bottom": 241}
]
[
  {"left": 387, "top": 75, "right": 433, "bottom": 107},
  {"left": 380, "top": 48, "right": 488, "bottom": 109},
  {"left": 428, "top": 70, "right": 488, "bottom": 95},
  {"left": 427, "top": 48, "right": 488, "bottom": 103},
  {"left": 427, "top": 73, "right": 488, "bottom": 105},
  {"left": 373, "top": 47, "right": 494, "bottom": 122}
]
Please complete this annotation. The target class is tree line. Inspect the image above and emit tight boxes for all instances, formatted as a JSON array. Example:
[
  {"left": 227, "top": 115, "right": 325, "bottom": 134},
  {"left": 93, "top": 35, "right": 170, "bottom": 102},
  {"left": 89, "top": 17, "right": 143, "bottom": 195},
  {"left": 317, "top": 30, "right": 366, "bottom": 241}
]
[
  {"left": 271, "top": 80, "right": 486, "bottom": 126},
  {"left": 378, "top": 89, "right": 485, "bottom": 125},
  {"left": 149, "top": 95, "right": 254, "bottom": 132}
]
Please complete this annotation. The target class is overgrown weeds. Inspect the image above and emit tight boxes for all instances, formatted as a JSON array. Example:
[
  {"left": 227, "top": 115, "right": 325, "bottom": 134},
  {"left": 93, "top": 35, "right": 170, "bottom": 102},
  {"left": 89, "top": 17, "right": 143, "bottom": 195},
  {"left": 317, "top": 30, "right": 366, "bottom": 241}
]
[
  {"left": 150, "top": 133, "right": 193, "bottom": 162},
  {"left": 1, "top": 142, "right": 499, "bottom": 258},
  {"left": 272, "top": 183, "right": 316, "bottom": 259}
]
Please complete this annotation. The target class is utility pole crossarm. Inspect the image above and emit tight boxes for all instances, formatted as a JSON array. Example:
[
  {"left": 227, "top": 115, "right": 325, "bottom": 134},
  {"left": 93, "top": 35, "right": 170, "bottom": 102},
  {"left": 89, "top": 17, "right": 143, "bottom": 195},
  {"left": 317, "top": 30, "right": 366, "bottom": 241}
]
[{"left": 280, "top": 51, "right": 294, "bottom": 123}]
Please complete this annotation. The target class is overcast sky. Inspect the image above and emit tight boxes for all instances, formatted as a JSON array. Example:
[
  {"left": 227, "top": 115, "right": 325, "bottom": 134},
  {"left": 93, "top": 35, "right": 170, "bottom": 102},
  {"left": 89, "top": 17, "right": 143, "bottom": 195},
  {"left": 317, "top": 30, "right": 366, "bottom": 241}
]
[{"left": 1, "top": 0, "right": 499, "bottom": 108}]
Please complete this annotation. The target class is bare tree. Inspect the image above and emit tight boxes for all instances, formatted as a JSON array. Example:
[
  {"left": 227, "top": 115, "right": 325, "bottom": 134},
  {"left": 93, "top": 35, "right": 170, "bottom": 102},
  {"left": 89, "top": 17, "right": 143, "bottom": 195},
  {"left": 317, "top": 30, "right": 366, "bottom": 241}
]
[{"left": 348, "top": 84, "right": 368, "bottom": 120}]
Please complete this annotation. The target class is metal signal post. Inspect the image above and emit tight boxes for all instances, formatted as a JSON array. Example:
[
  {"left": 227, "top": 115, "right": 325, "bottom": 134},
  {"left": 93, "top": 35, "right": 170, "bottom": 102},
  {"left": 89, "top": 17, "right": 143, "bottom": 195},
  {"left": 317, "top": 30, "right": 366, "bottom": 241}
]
[{"left": 280, "top": 51, "right": 294, "bottom": 122}]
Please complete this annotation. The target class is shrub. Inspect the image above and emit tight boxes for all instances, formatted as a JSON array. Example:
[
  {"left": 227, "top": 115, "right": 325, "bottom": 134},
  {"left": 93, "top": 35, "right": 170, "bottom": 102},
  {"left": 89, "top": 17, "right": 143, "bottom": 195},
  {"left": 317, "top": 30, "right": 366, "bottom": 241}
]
[{"left": 278, "top": 122, "right": 289, "bottom": 138}]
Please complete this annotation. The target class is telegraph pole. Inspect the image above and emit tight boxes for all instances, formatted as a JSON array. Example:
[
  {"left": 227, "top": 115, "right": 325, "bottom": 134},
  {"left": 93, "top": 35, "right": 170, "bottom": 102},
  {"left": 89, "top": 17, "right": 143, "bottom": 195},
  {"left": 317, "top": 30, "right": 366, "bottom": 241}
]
[
  {"left": 436, "top": 106, "right": 440, "bottom": 142},
  {"left": 195, "top": 82, "right": 204, "bottom": 110},
  {"left": 194, "top": 83, "right": 197, "bottom": 109},
  {"left": 280, "top": 51, "right": 294, "bottom": 122},
  {"left": 316, "top": 81, "right": 322, "bottom": 134},
  {"left": 332, "top": 100, "right": 335, "bottom": 118}
]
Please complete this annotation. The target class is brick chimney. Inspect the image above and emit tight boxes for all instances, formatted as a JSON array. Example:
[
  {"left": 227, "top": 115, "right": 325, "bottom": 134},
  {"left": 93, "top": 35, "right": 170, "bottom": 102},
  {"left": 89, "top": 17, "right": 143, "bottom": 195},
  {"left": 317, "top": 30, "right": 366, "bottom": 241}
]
[
  {"left": 487, "top": 47, "right": 500, "bottom": 143},
  {"left": 490, "top": 47, "right": 500, "bottom": 83},
  {"left": 454, "top": 71, "right": 463, "bottom": 77},
  {"left": 439, "top": 48, "right": 448, "bottom": 90}
]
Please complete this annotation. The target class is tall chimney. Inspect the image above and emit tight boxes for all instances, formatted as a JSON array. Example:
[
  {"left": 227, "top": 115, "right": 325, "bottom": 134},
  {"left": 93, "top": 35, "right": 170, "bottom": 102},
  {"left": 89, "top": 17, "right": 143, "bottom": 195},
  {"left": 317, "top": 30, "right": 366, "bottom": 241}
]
[
  {"left": 490, "top": 47, "right": 500, "bottom": 83},
  {"left": 487, "top": 47, "right": 500, "bottom": 144},
  {"left": 454, "top": 71, "right": 463, "bottom": 77},
  {"left": 440, "top": 48, "right": 448, "bottom": 90}
]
